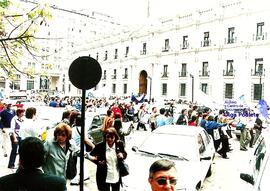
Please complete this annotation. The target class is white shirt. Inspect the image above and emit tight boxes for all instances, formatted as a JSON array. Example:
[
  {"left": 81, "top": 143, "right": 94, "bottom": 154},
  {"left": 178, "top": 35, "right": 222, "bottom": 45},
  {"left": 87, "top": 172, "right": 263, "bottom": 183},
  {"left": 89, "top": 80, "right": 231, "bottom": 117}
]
[
  {"left": 10, "top": 115, "right": 24, "bottom": 136},
  {"left": 20, "top": 118, "right": 40, "bottom": 139},
  {"left": 105, "top": 143, "right": 120, "bottom": 183}
]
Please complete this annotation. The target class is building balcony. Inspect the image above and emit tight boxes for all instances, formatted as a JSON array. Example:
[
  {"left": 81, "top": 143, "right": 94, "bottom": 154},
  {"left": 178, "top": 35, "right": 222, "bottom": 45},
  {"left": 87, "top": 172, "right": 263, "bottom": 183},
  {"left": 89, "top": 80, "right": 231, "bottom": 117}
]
[
  {"left": 225, "top": 37, "right": 237, "bottom": 44},
  {"left": 162, "top": 46, "right": 170, "bottom": 52},
  {"left": 179, "top": 71, "right": 187, "bottom": 77},
  {"left": 180, "top": 43, "right": 189, "bottom": 49},
  {"left": 201, "top": 40, "right": 211, "bottom": 47},
  {"left": 122, "top": 74, "right": 128, "bottom": 79},
  {"left": 223, "top": 69, "right": 235, "bottom": 76},
  {"left": 251, "top": 69, "right": 265, "bottom": 77},
  {"left": 111, "top": 74, "right": 117, "bottom": 79},
  {"left": 199, "top": 70, "right": 210, "bottom": 77},
  {"left": 253, "top": 33, "right": 267, "bottom": 41},
  {"left": 140, "top": 50, "right": 147, "bottom": 55},
  {"left": 161, "top": 72, "right": 169, "bottom": 78},
  {"left": 102, "top": 75, "right": 106, "bottom": 80}
]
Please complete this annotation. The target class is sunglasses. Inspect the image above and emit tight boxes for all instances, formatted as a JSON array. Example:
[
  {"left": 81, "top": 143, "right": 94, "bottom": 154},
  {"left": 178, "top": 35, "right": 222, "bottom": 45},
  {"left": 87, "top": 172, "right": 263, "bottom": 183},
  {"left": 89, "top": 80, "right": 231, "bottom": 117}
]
[{"left": 155, "top": 177, "right": 177, "bottom": 186}]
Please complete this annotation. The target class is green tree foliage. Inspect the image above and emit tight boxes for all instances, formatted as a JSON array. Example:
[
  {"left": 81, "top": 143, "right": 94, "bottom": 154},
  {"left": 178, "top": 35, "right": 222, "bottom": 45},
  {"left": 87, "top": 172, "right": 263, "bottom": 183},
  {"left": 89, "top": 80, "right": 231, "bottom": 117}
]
[{"left": 0, "top": 0, "right": 52, "bottom": 78}]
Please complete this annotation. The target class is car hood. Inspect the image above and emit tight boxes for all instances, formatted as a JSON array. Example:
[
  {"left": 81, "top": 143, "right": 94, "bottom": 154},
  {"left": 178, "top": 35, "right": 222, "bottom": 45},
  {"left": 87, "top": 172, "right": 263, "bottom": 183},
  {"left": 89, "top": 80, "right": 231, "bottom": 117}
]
[{"left": 122, "top": 153, "right": 202, "bottom": 191}]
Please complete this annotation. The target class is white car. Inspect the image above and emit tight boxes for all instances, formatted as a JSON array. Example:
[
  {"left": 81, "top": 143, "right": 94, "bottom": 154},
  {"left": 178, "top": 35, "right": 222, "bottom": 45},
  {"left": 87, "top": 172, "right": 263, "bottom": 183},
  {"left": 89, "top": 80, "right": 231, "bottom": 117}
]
[
  {"left": 240, "top": 131, "right": 270, "bottom": 191},
  {"left": 122, "top": 125, "right": 215, "bottom": 191}
]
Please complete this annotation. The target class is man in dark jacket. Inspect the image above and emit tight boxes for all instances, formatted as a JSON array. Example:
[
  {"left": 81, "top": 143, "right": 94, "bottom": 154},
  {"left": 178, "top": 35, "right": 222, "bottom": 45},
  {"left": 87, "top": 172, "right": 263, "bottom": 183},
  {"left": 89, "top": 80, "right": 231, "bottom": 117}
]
[
  {"left": 0, "top": 103, "right": 15, "bottom": 157},
  {"left": 176, "top": 109, "right": 188, "bottom": 125},
  {"left": 0, "top": 137, "right": 67, "bottom": 191},
  {"left": 205, "top": 116, "right": 229, "bottom": 159}
]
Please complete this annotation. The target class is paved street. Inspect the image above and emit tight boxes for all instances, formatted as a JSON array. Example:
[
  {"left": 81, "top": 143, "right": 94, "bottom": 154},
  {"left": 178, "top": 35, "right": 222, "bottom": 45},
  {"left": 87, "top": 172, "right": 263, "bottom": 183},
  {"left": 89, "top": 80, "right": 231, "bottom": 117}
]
[{"left": 0, "top": 125, "right": 256, "bottom": 191}]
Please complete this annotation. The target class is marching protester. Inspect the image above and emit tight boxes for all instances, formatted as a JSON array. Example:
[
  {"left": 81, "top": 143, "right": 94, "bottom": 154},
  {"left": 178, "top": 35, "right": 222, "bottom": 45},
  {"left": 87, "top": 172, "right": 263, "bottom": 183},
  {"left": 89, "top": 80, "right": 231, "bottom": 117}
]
[
  {"left": 113, "top": 114, "right": 133, "bottom": 144},
  {"left": 205, "top": 115, "right": 229, "bottom": 159},
  {"left": 253, "top": 113, "right": 263, "bottom": 145},
  {"left": 176, "top": 109, "right": 189, "bottom": 125},
  {"left": 239, "top": 116, "right": 251, "bottom": 151},
  {"left": 8, "top": 108, "right": 25, "bottom": 169},
  {"left": 102, "top": 109, "right": 114, "bottom": 133},
  {"left": 136, "top": 104, "right": 147, "bottom": 131},
  {"left": 20, "top": 107, "right": 41, "bottom": 140},
  {"left": 149, "top": 106, "right": 158, "bottom": 131},
  {"left": 156, "top": 108, "right": 167, "bottom": 128},
  {"left": 188, "top": 115, "right": 197, "bottom": 126},
  {"left": 0, "top": 103, "right": 16, "bottom": 158}
]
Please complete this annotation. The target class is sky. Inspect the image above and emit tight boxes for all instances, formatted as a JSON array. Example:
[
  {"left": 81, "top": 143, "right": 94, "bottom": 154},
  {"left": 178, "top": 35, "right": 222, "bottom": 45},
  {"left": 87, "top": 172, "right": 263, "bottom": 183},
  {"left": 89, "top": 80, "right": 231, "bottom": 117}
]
[{"left": 51, "top": 0, "right": 220, "bottom": 24}]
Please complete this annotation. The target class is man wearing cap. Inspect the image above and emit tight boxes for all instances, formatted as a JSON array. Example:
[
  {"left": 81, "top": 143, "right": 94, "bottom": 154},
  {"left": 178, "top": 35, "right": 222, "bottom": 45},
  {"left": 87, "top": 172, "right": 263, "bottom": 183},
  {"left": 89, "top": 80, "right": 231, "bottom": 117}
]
[{"left": 0, "top": 103, "right": 16, "bottom": 157}]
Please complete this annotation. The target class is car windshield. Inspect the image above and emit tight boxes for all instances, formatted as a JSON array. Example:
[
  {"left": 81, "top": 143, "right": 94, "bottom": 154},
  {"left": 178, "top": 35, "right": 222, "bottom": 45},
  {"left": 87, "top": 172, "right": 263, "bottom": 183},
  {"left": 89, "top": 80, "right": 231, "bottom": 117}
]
[{"left": 139, "top": 132, "right": 198, "bottom": 161}]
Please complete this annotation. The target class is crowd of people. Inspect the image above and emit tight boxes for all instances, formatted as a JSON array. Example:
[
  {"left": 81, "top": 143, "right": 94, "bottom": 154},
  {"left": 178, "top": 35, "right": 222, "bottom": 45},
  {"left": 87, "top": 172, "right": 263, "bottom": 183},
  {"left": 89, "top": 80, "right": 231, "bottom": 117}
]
[
  {"left": 0, "top": 95, "right": 267, "bottom": 190},
  {"left": 0, "top": 97, "right": 134, "bottom": 191}
]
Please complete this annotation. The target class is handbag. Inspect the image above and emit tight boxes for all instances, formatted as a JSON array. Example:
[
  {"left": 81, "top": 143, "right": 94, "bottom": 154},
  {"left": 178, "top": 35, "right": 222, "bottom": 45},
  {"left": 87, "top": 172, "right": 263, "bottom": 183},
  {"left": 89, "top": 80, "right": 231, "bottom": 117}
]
[
  {"left": 66, "top": 150, "right": 77, "bottom": 179},
  {"left": 118, "top": 159, "right": 129, "bottom": 177}
]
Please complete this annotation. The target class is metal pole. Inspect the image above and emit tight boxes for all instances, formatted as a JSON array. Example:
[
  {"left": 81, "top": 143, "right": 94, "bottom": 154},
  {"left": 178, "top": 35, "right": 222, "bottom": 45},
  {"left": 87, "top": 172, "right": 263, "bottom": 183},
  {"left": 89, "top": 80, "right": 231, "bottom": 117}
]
[
  {"left": 149, "top": 77, "right": 152, "bottom": 103},
  {"left": 190, "top": 75, "right": 194, "bottom": 103},
  {"left": 79, "top": 90, "right": 86, "bottom": 191},
  {"left": 259, "top": 74, "right": 262, "bottom": 100}
]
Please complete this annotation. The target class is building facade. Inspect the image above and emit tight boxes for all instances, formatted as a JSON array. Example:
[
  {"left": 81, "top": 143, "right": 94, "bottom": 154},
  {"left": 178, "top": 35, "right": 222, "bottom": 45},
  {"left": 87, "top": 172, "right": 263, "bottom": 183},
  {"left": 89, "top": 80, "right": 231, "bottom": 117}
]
[
  {"left": 2, "top": 0, "right": 269, "bottom": 106},
  {"left": 87, "top": 1, "right": 270, "bottom": 104}
]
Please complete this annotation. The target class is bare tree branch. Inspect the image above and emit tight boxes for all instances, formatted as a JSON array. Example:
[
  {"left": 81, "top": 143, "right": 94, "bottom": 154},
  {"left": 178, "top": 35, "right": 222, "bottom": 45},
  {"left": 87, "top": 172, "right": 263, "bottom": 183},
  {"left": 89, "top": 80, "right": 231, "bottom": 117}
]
[
  {"left": 1, "top": 40, "right": 31, "bottom": 76},
  {"left": 4, "top": 14, "right": 23, "bottom": 18},
  {"left": 0, "top": 35, "right": 35, "bottom": 42}
]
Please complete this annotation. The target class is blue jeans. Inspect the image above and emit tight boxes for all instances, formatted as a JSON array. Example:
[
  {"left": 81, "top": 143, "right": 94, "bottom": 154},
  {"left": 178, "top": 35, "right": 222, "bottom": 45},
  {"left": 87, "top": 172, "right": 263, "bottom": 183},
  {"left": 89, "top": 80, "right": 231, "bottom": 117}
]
[{"left": 8, "top": 136, "right": 21, "bottom": 168}]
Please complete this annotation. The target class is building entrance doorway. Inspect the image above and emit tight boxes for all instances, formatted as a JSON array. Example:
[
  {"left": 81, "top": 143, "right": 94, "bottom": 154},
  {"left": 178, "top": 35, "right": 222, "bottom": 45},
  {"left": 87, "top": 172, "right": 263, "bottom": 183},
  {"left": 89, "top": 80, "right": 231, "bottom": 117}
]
[{"left": 139, "top": 70, "right": 147, "bottom": 95}]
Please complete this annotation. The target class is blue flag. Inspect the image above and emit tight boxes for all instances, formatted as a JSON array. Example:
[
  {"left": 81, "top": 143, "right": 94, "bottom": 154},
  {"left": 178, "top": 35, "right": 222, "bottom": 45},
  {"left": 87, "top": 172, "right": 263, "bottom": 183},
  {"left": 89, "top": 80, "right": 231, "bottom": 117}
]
[{"left": 258, "top": 99, "right": 269, "bottom": 118}]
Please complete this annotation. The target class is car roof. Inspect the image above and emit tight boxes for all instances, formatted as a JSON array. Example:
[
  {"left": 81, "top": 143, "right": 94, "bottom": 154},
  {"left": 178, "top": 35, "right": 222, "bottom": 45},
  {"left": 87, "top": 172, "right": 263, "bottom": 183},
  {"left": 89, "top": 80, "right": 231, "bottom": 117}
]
[{"left": 153, "top": 125, "right": 204, "bottom": 136}]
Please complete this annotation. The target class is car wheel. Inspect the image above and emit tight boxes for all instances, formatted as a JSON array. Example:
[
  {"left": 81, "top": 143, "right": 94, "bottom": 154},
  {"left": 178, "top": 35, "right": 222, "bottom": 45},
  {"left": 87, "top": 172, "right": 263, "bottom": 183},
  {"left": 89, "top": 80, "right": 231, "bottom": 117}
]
[{"left": 206, "top": 165, "right": 212, "bottom": 177}]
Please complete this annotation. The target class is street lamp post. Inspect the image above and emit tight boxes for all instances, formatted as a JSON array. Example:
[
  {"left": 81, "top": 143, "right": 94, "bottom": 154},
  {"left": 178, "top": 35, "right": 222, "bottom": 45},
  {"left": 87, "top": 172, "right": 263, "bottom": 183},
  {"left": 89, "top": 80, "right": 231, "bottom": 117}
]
[
  {"left": 259, "top": 69, "right": 264, "bottom": 100},
  {"left": 147, "top": 76, "right": 152, "bottom": 103},
  {"left": 190, "top": 74, "right": 194, "bottom": 103}
]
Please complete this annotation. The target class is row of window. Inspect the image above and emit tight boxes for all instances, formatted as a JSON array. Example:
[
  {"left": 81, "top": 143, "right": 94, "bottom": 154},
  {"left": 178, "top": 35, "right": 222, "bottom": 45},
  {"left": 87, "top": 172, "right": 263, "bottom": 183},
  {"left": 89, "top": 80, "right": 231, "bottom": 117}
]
[
  {"left": 101, "top": 58, "right": 264, "bottom": 80},
  {"left": 109, "top": 82, "right": 263, "bottom": 101},
  {"left": 93, "top": 22, "right": 266, "bottom": 61}
]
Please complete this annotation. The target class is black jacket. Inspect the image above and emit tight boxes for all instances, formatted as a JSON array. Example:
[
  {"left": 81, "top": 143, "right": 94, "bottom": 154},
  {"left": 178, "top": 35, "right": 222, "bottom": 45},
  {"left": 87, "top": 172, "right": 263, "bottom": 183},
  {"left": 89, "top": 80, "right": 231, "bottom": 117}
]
[
  {"left": 90, "top": 140, "right": 127, "bottom": 190},
  {"left": 176, "top": 114, "right": 188, "bottom": 125},
  {"left": 0, "top": 168, "right": 66, "bottom": 191}
]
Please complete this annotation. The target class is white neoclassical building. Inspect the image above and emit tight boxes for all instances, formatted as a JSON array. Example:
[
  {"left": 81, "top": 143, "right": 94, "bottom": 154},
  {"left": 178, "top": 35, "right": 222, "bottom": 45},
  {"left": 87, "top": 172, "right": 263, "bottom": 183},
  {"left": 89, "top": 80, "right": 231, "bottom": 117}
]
[
  {"left": 2, "top": 0, "right": 270, "bottom": 106},
  {"left": 85, "top": 0, "right": 270, "bottom": 105}
]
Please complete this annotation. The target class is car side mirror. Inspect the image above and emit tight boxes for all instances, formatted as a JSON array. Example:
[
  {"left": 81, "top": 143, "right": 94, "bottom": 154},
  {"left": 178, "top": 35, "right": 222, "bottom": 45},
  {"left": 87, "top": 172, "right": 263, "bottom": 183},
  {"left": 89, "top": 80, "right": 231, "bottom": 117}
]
[
  {"left": 132, "top": 146, "right": 138, "bottom": 152},
  {"left": 200, "top": 156, "right": 211, "bottom": 161},
  {"left": 240, "top": 173, "right": 254, "bottom": 185}
]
